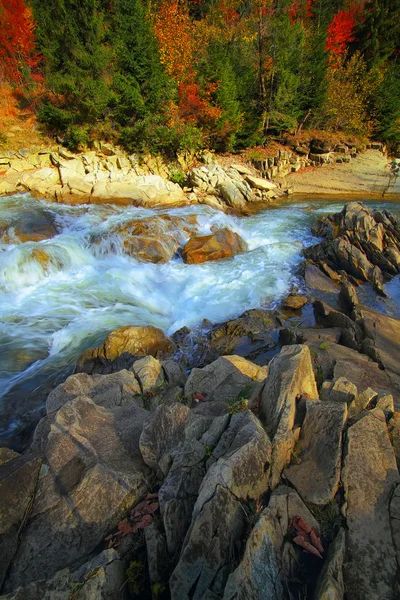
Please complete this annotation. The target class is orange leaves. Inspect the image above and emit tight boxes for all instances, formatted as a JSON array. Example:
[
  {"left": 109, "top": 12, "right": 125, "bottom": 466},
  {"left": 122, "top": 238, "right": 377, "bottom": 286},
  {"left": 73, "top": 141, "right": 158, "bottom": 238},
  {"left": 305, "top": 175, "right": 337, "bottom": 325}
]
[
  {"left": 178, "top": 81, "right": 222, "bottom": 125},
  {"left": 326, "top": 3, "right": 363, "bottom": 65},
  {"left": 0, "top": 0, "right": 42, "bottom": 86},
  {"left": 105, "top": 493, "right": 159, "bottom": 548},
  {"left": 153, "top": 0, "right": 196, "bottom": 84},
  {"left": 290, "top": 515, "right": 324, "bottom": 559}
]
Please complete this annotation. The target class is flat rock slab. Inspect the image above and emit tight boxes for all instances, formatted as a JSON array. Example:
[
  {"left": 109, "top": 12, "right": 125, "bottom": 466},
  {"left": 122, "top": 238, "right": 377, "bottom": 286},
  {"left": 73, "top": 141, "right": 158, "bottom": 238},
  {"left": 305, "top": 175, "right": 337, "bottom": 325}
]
[
  {"left": 342, "top": 409, "right": 400, "bottom": 600},
  {"left": 285, "top": 401, "right": 347, "bottom": 505}
]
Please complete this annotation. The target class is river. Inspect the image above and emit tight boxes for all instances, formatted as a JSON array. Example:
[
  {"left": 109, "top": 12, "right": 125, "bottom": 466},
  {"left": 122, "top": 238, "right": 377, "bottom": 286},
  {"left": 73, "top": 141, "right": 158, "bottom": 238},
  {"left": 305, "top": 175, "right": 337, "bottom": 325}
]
[{"left": 1, "top": 193, "right": 399, "bottom": 447}]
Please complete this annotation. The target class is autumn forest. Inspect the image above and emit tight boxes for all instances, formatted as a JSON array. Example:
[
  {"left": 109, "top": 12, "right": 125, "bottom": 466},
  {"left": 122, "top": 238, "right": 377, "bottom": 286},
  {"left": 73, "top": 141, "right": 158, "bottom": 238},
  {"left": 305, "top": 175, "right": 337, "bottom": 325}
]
[{"left": 0, "top": 0, "right": 399, "bottom": 155}]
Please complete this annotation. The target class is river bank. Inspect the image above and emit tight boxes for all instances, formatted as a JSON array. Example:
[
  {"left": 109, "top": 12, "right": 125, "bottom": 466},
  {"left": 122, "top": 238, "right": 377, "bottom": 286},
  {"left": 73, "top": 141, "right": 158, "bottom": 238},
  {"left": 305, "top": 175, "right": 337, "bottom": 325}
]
[
  {"left": 287, "top": 148, "right": 400, "bottom": 197},
  {"left": 1, "top": 140, "right": 399, "bottom": 214}
]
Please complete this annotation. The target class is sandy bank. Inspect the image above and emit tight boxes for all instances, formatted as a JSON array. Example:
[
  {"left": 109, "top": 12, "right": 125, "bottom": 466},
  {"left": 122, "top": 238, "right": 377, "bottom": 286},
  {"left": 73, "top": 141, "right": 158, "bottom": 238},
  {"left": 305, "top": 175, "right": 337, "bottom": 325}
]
[{"left": 287, "top": 149, "right": 400, "bottom": 198}]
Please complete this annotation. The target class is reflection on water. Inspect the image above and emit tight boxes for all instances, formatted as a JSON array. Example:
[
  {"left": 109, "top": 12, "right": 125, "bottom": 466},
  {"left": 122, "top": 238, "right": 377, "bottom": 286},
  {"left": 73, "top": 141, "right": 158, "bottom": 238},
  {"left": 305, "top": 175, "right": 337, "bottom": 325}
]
[{"left": 0, "top": 193, "right": 399, "bottom": 443}]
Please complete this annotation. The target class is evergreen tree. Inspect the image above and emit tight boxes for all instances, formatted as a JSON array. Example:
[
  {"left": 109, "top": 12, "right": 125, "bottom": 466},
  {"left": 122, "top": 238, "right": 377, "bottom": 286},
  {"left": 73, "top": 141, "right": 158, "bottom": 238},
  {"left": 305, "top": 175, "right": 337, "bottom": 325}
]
[
  {"left": 31, "top": 0, "right": 112, "bottom": 131},
  {"left": 351, "top": 0, "right": 400, "bottom": 68}
]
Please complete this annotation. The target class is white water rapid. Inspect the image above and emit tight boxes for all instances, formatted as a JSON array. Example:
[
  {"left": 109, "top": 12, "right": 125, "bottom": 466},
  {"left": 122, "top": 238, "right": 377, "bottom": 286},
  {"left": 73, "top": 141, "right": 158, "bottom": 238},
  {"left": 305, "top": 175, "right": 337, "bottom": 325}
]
[{"left": 1, "top": 193, "right": 399, "bottom": 444}]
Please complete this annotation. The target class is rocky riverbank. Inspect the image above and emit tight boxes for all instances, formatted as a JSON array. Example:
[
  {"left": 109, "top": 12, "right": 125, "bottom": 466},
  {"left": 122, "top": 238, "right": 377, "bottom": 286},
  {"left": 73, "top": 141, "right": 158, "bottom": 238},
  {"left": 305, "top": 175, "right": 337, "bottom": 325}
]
[
  {"left": 1, "top": 139, "right": 397, "bottom": 213},
  {"left": 1, "top": 202, "right": 400, "bottom": 600}
]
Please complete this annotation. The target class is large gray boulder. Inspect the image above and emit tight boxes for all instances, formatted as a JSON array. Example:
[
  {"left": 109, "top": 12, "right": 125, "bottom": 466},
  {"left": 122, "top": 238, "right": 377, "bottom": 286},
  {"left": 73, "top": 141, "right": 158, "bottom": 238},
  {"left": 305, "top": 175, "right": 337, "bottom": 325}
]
[
  {"left": 184, "top": 355, "right": 268, "bottom": 406},
  {"left": 285, "top": 401, "right": 347, "bottom": 505},
  {"left": 5, "top": 396, "right": 149, "bottom": 590},
  {"left": 46, "top": 369, "right": 142, "bottom": 414},
  {"left": 0, "top": 451, "right": 42, "bottom": 589},
  {"left": 0, "top": 548, "right": 126, "bottom": 600},
  {"left": 259, "top": 345, "right": 319, "bottom": 487},
  {"left": 342, "top": 409, "right": 400, "bottom": 599},
  {"left": 169, "top": 411, "right": 272, "bottom": 600},
  {"left": 223, "top": 486, "right": 319, "bottom": 600}
]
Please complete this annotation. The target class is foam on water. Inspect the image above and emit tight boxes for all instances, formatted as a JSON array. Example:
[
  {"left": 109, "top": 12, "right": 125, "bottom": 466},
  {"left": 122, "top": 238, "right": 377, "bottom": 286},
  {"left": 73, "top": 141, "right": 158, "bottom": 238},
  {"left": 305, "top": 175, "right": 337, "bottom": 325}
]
[{"left": 1, "top": 193, "right": 399, "bottom": 440}]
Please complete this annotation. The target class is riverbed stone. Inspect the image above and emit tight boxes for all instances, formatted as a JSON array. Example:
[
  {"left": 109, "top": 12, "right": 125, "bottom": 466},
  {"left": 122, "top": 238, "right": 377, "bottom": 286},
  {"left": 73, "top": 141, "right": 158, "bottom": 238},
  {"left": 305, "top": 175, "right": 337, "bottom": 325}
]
[
  {"left": 260, "top": 345, "right": 319, "bottom": 488},
  {"left": 131, "top": 355, "right": 165, "bottom": 395},
  {"left": 76, "top": 325, "right": 175, "bottom": 375},
  {"left": 357, "top": 306, "right": 400, "bottom": 390},
  {"left": 4, "top": 396, "right": 149, "bottom": 590},
  {"left": 283, "top": 294, "right": 308, "bottom": 309},
  {"left": 184, "top": 355, "right": 268, "bottom": 406},
  {"left": 285, "top": 401, "right": 347, "bottom": 504},
  {"left": 245, "top": 174, "right": 277, "bottom": 191},
  {"left": 182, "top": 228, "right": 247, "bottom": 264},
  {"left": 342, "top": 409, "right": 400, "bottom": 600}
]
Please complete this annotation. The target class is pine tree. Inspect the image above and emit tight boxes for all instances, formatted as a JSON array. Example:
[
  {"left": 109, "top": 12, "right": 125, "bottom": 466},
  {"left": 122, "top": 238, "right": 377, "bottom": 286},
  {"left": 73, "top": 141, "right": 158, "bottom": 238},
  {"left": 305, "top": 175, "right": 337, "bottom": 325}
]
[
  {"left": 351, "top": 0, "right": 400, "bottom": 68},
  {"left": 31, "top": 0, "right": 112, "bottom": 131}
]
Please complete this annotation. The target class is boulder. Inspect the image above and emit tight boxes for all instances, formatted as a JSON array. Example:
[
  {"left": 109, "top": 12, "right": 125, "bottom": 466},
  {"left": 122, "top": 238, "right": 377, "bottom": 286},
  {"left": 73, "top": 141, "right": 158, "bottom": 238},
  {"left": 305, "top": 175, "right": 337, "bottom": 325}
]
[
  {"left": 1, "top": 548, "right": 126, "bottom": 600},
  {"left": 305, "top": 203, "right": 400, "bottom": 293},
  {"left": 0, "top": 453, "right": 42, "bottom": 589},
  {"left": 223, "top": 486, "right": 319, "bottom": 600},
  {"left": 357, "top": 306, "right": 400, "bottom": 389},
  {"left": 245, "top": 175, "right": 277, "bottom": 191},
  {"left": 76, "top": 325, "right": 175, "bottom": 375},
  {"left": 0, "top": 208, "right": 58, "bottom": 243},
  {"left": 158, "top": 439, "right": 206, "bottom": 555},
  {"left": 314, "top": 529, "right": 346, "bottom": 600},
  {"left": 139, "top": 402, "right": 191, "bottom": 477},
  {"left": 342, "top": 409, "right": 400, "bottom": 600},
  {"left": 46, "top": 369, "right": 142, "bottom": 414},
  {"left": 320, "top": 377, "right": 357, "bottom": 404},
  {"left": 184, "top": 355, "right": 268, "bottom": 406},
  {"left": 285, "top": 401, "right": 347, "bottom": 504},
  {"left": 131, "top": 355, "right": 166, "bottom": 395},
  {"left": 182, "top": 228, "right": 247, "bottom": 264},
  {"left": 283, "top": 294, "right": 308, "bottom": 310},
  {"left": 5, "top": 396, "right": 149, "bottom": 590},
  {"left": 170, "top": 411, "right": 272, "bottom": 600},
  {"left": 260, "top": 345, "right": 319, "bottom": 487},
  {"left": 216, "top": 181, "right": 246, "bottom": 210},
  {"left": 304, "top": 264, "right": 340, "bottom": 308},
  {"left": 91, "top": 175, "right": 187, "bottom": 208}
]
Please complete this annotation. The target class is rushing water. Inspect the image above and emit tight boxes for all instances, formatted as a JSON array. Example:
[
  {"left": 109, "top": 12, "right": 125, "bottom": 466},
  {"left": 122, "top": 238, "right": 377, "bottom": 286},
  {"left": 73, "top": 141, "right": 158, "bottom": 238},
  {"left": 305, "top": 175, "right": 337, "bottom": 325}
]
[{"left": 1, "top": 193, "right": 399, "bottom": 445}]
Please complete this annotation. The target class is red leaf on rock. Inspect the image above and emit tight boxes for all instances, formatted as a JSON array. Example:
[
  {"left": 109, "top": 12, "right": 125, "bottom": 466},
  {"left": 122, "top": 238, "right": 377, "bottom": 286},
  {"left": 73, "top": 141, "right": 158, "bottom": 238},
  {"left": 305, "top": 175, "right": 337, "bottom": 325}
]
[
  {"left": 193, "top": 392, "right": 207, "bottom": 402},
  {"left": 117, "top": 519, "right": 133, "bottom": 536},
  {"left": 293, "top": 535, "right": 323, "bottom": 559}
]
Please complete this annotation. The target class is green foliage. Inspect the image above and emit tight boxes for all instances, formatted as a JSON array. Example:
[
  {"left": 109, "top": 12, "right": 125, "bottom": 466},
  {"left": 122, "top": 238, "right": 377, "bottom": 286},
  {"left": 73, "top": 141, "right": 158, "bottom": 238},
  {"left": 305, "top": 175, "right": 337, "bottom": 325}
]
[
  {"left": 126, "top": 560, "right": 145, "bottom": 597},
  {"left": 0, "top": 132, "right": 8, "bottom": 146},
  {"left": 169, "top": 168, "right": 187, "bottom": 186},
  {"left": 28, "top": 0, "right": 400, "bottom": 155},
  {"left": 121, "top": 118, "right": 204, "bottom": 157},
  {"left": 374, "top": 61, "right": 400, "bottom": 150}
]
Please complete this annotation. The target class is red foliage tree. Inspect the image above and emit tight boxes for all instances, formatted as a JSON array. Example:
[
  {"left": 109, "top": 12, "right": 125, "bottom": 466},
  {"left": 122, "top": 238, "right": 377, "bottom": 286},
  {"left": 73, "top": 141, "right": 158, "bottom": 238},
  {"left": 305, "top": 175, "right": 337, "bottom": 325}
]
[
  {"left": 325, "top": 4, "right": 363, "bottom": 63},
  {"left": 289, "top": 0, "right": 313, "bottom": 23},
  {"left": 0, "top": 0, "right": 42, "bottom": 86}
]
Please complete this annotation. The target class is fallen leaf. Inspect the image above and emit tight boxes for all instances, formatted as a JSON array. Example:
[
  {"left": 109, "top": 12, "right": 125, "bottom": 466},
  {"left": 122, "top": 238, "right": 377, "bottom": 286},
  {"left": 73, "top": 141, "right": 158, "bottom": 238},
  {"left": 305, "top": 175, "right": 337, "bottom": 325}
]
[
  {"left": 117, "top": 519, "right": 133, "bottom": 536},
  {"left": 293, "top": 535, "right": 323, "bottom": 559}
]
